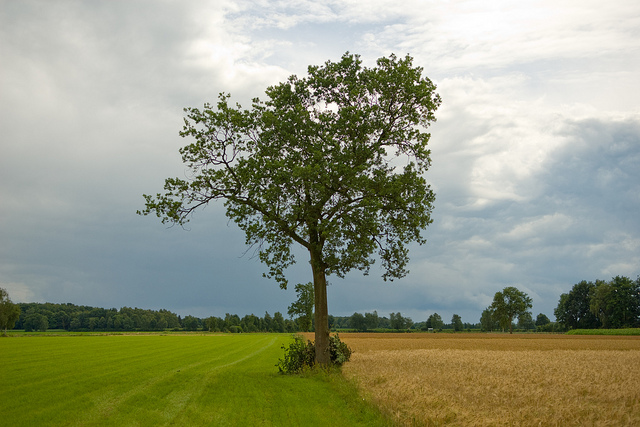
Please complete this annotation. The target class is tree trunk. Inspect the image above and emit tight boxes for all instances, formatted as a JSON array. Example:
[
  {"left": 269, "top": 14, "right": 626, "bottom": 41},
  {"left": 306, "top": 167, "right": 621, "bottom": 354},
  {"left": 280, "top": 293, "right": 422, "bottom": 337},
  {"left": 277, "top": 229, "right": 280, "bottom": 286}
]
[{"left": 310, "top": 249, "right": 330, "bottom": 365}]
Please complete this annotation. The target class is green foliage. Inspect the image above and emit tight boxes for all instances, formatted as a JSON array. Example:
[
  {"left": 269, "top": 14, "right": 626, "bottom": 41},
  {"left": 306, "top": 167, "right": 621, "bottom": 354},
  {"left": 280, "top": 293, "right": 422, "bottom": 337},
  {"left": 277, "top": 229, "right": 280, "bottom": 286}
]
[
  {"left": 10, "top": 302, "right": 299, "bottom": 334},
  {"left": 390, "top": 312, "right": 413, "bottom": 330},
  {"left": 277, "top": 335, "right": 320, "bottom": 374},
  {"left": 139, "top": 52, "right": 440, "bottom": 363},
  {"left": 277, "top": 334, "right": 352, "bottom": 374},
  {"left": 479, "top": 308, "right": 499, "bottom": 332},
  {"left": 425, "top": 312, "right": 444, "bottom": 331},
  {"left": 451, "top": 314, "right": 463, "bottom": 332},
  {"left": 0, "top": 288, "right": 21, "bottom": 335},
  {"left": 183, "top": 315, "right": 200, "bottom": 331},
  {"left": 536, "top": 313, "right": 551, "bottom": 326},
  {"left": 350, "top": 312, "right": 368, "bottom": 331},
  {"left": 328, "top": 334, "right": 352, "bottom": 365},
  {"left": 489, "top": 287, "right": 533, "bottom": 334},
  {"left": 288, "top": 282, "right": 314, "bottom": 332},
  {"left": 555, "top": 276, "right": 640, "bottom": 329},
  {"left": 555, "top": 280, "right": 601, "bottom": 329},
  {"left": 536, "top": 322, "right": 566, "bottom": 333},
  {"left": 517, "top": 312, "right": 536, "bottom": 331}
]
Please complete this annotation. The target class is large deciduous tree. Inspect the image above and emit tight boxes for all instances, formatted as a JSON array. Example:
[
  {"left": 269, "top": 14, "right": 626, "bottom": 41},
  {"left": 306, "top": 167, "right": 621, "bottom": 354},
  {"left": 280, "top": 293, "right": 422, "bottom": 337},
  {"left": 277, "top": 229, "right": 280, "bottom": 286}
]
[
  {"left": 451, "top": 313, "right": 463, "bottom": 331},
  {"left": 139, "top": 53, "right": 440, "bottom": 364},
  {"left": 589, "top": 276, "right": 640, "bottom": 329},
  {"left": 554, "top": 280, "right": 601, "bottom": 329},
  {"left": 489, "top": 287, "right": 533, "bottom": 334},
  {"left": 0, "top": 288, "right": 21, "bottom": 335}
]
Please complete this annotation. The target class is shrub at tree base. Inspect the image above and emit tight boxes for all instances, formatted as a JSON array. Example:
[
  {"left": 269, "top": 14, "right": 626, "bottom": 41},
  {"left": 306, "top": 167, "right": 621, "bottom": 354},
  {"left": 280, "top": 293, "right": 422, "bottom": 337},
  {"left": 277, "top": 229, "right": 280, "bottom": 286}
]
[{"left": 278, "top": 334, "right": 352, "bottom": 374}]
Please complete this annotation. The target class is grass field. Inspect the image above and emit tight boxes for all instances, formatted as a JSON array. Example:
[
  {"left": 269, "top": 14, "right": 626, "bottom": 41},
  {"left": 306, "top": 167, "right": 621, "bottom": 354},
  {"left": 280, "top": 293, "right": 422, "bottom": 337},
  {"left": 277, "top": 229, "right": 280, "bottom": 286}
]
[
  {"left": 338, "top": 333, "right": 640, "bottom": 426},
  {"left": 0, "top": 333, "right": 390, "bottom": 426}
]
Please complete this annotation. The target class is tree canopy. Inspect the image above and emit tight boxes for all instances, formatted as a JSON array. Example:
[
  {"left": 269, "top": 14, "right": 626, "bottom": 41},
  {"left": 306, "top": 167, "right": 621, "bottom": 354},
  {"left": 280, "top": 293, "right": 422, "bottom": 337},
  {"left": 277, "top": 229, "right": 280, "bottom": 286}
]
[
  {"left": 555, "top": 276, "right": 640, "bottom": 329},
  {"left": 139, "top": 52, "right": 440, "bottom": 363},
  {"left": 489, "top": 286, "right": 533, "bottom": 334},
  {"left": 0, "top": 288, "right": 21, "bottom": 335}
]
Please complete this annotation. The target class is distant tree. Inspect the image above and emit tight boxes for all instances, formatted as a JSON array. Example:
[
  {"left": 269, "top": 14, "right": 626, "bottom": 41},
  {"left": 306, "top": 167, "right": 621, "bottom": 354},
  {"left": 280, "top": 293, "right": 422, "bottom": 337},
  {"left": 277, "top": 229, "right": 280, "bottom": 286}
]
[
  {"left": 480, "top": 308, "right": 499, "bottom": 331},
  {"left": 590, "top": 276, "right": 640, "bottom": 328},
  {"left": 24, "top": 312, "right": 48, "bottom": 332},
  {"left": 138, "top": 53, "right": 441, "bottom": 364},
  {"left": 364, "top": 311, "right": 379, "bottom": 330},
  {"left": 272, "top": 312, "right": 285, "bottom": 333},
  {"left": 490, "top": 287, "right": 533, "bottom": 334},
  {"left": 535, "top": 313, "right": 551, "bottom": 327},
  {"left": 554, "top": 280, "right": 600, "bottom": 329},
  {"left": 517, "top": 312, "right": 535, "bottom": 331},
  {"left": 0, "top": 288, "right": 21, "bottom": 335},
  {"left": 287, "top": 282, "right": 314, "bottom": 332},
  {"left": 451, "top": 314, "right": 463, "bottom": 332},
  {"left": 390, "top": 312, "right": 412, "bottom": 330},
  {"left": 350, "top": 312, "right": 368, "bottom": 331},
  {"left": 426, "top": 312, "right": 444, "bottom": 331},
  {"left": 183, "top": 315, "right": 199, "bottom": 331}
]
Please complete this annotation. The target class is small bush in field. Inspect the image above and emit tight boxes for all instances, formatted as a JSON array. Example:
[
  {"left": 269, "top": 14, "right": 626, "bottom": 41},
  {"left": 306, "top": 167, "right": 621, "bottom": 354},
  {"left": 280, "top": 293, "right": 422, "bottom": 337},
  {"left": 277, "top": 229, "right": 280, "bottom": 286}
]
[
  {"left": 328, "top": 334, "right": 352, "bottom": 365},
  {"left": 277, "top": 334, "right": 352, "bottom": 374}
]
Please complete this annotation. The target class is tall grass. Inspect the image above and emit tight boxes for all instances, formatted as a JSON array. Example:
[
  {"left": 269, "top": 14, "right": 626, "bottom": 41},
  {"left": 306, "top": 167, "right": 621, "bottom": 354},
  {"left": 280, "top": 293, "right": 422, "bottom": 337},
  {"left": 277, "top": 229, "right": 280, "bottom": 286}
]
[
  {"left": 0, "top": 334, "right": 390, "bottom": 426},
  {"left": 340, "top": 333, "right": 640, "bottom": 426}
]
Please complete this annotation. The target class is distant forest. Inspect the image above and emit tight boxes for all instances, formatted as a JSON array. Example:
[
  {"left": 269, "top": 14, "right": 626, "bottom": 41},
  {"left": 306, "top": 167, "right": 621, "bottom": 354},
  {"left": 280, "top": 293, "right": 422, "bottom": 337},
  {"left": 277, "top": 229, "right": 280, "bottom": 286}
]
[
  {"left": 13, "top": 302, "right": 481, "bottom": 333},
  {"left": 11, "top": 275, "right": 639, "bottom": 333}
]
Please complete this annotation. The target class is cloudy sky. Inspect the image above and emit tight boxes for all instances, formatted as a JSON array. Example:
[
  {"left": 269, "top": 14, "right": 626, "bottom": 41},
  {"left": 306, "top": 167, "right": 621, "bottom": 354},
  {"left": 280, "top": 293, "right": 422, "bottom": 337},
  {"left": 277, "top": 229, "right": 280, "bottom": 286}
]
[{"left": 2, "top": 0, "right": 639, "bottom": 324}]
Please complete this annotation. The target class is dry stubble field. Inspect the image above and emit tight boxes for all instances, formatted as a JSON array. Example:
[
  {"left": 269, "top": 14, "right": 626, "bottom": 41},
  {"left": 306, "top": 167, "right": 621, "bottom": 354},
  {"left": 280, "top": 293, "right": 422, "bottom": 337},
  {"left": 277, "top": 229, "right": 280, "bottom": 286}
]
[{"left": 333, "top": 333, "right": 640, "bottom": 426}]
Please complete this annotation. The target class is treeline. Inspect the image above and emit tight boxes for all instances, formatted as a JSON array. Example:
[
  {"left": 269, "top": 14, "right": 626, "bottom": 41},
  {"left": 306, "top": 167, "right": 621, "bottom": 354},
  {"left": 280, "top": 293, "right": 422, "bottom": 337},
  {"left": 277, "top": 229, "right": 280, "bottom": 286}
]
[
  {"left": 331, "top": 311, "right": 482, "bottom": 332},
  {"left": 13, "top": 302, "right": 299, "bottom": 333},
  {"left": 554, "top": 275, "right": 640, "bottom": 330},
  {"left": 11, "top": 274, "right": 638, "bottom": 333}
]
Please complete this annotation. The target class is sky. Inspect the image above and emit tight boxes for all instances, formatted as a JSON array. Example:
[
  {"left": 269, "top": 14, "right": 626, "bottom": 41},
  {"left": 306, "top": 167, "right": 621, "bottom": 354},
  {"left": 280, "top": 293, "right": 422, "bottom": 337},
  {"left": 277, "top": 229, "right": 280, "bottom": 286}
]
[{"left": 1, "top": 0, "right": 639, "bottom": 324}]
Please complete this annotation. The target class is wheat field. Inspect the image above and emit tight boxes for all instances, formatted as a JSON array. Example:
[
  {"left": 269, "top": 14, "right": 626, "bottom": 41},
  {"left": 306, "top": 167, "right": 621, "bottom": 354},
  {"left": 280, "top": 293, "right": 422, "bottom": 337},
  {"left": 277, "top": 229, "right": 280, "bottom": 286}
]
[{"left": 337, "top": 333, "right": 640, "bottom": 426}]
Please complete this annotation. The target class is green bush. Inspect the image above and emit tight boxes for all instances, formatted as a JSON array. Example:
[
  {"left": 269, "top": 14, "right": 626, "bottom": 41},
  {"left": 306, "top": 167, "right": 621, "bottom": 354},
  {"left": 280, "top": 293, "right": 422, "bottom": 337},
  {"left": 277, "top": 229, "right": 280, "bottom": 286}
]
[
  {"left": 277, "top": 334, "right": 352, "bottom": 374},
  {"left": 328, "top": 333, "right": 352, "bottom": 365}
]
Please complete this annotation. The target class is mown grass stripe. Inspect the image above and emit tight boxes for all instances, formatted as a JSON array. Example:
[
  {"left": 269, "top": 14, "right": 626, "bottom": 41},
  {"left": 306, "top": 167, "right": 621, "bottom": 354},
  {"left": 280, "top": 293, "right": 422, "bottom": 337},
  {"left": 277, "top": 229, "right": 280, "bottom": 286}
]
[{"left": 1, "top": 334, "right": 390, "bottom": 426}]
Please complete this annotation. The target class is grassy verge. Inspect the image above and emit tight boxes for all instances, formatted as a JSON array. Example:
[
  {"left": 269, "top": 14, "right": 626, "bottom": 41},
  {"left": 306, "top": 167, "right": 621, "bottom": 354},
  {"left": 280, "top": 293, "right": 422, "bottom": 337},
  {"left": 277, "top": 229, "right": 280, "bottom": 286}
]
[
  {"left": 0, "top": 333, "right": 391, "bottom": 426},
  {"left": 566, "top": 328, "right": 640, "bottom": 335}
]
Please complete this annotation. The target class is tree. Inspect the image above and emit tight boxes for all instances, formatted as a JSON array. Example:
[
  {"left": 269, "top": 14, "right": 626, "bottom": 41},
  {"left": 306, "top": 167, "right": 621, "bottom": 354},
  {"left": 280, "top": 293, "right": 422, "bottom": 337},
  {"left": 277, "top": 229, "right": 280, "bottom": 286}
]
[
  {"left": 139, "top": 53, "right": 440, "bottom": 364},
  {"left": 0, "top": 288, "right": 21, "bottom": 335},
  {"left": 535, "top": 313, "right": 551, "bottom": 327},
  {"left": 364, "top": 311, "right": 379, "bottom": 330},
  {"left": 24, "top": 312, "right": 48, "bottom": 332},
  {"left": 287, "top": 282, "right": 314, "bottom": 332},
  {"left": 426, "top": 312, "right": 444, "bottom": 331},
  {"left": 390, "top": 312, "right": 412, "bottom": 330},
  {"left": 451, "top": 314, "right": 463, "bottom": 332},
  {"left": 183, "top": 315, "right": 199, "bottom": 331},
  {"left": 554, "top": 280, "right": 600, "bottom": 329},
  {"left": 480, "top": 308, "right": 499, "bottom": 331},
  {"left": 589, "top": 276, "right": 640, "bottom": 328},
  {"left": 517, "top": 312, "right": 535, "bottom": 331},
  {"left": 350, "top": 312, "right": 368, "bottom": 332},
  {"left": 490, "top": 287, "right": 533, "bottom": 334},
  {"left": 272, "top": 312, "right": 285, "bottom": 333}
]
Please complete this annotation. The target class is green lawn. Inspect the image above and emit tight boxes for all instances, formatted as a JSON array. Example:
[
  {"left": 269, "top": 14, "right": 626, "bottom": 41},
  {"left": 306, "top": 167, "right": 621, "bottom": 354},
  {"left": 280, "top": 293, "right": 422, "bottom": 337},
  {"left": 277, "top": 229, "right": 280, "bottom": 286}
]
[{"left": 0, "top": 334, "right": 390, "bottom": 426}]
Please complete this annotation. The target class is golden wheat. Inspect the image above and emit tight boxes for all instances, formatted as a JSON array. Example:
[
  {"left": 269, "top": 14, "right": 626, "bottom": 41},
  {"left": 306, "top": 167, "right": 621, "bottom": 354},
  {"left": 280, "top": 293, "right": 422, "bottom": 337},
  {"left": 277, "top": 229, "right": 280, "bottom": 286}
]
[{"left": 337, "top": 333, "right": 640, "bottom": 426}]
